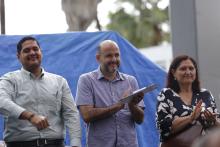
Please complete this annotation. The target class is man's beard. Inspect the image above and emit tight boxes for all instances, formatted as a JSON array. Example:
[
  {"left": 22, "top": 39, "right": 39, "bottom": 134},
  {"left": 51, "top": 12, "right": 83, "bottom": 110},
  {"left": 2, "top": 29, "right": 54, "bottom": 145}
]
[{"left": 104, "top": 61, "right": 120, "bottom": 73}]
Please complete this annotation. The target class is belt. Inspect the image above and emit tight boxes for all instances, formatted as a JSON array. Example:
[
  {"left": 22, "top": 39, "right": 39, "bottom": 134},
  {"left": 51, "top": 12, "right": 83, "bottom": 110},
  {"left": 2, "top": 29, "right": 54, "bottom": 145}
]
[{"left": 6, "top": 139, "right": 64, "bottom": 147}]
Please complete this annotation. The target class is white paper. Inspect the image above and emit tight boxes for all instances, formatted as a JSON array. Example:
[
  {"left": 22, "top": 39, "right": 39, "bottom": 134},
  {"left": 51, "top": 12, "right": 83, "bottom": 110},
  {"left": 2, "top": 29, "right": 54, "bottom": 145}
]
[{"left": 119, "top": 84, "right": 157, "bottom": 104}]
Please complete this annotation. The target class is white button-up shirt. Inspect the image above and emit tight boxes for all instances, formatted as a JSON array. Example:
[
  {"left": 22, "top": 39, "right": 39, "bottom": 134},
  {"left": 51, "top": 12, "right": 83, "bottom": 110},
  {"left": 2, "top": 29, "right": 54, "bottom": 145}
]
[{"left": 0, "top": 68, "right": 81, "bottom": 147}]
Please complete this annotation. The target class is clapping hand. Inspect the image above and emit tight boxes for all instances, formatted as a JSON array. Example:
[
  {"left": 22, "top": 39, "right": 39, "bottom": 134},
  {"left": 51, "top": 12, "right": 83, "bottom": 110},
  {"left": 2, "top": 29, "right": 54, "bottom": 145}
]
[
  {"left": 129, "top": 92, "right": 144, "bottom": 105},
  {"left": 121, "top": 87, "right": 144, "bottom": 106},
  {"left": 202, "top": 108, "right": 218, "bottom": 125},
  {"left": 190, "top": 99, "right": 203, "bottom": 122}
]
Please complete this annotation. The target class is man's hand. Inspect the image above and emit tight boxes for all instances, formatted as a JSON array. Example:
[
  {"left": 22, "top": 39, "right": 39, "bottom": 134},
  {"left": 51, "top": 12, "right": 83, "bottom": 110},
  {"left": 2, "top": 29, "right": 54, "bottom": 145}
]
[
  {"left": 116, "top": 102, "right": 125, "bottom": 110},
  {"left": 126, "top": 92, "right": 144, "bottom": 124},
  {"left": 129, "top": 92, "right": 144, "bottom": 106},
  {"left": 121, "top": 87, "right": 144, "bottom": 106},
  {"left": 29, "top": 114, "right": 50, "bottom": 130},
  {"left": 19, "top": 111, "right": 49, "bottom": 130}
]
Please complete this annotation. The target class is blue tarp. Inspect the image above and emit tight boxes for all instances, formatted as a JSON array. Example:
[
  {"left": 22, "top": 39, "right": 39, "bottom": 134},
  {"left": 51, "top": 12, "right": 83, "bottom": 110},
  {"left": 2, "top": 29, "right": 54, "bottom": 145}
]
[{"left": 0, "top": 31, "right": 166, "bottom": 147}]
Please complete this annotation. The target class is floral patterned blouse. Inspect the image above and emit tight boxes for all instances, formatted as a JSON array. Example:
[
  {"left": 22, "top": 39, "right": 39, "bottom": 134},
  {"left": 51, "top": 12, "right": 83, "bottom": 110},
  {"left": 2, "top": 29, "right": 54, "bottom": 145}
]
[{"left": 156, "top": 88, "right": 219, "bottom": 142}]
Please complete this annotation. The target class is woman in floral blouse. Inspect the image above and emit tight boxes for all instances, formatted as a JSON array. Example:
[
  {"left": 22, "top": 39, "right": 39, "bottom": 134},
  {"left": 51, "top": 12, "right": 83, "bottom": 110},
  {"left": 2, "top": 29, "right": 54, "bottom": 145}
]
[{"left": 156, "top": 55, "right": 220, "bottom": 146}]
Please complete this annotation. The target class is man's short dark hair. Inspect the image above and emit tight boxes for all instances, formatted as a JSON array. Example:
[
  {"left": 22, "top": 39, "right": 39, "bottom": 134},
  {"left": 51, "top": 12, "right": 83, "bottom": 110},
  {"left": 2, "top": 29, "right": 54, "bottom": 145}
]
[{"left": 17, "top": 36, "right": 41, "bottom": 54}]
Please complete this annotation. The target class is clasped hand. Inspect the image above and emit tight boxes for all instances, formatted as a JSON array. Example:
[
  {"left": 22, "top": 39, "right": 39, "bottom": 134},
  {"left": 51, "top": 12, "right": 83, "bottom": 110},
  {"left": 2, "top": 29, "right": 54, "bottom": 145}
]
[
  {"left": 201, "top": 108, "right": 218, "bottom": 125},
  {"left": 191, "top": 100, "right": 217, "bottom": 125},
  {"left": 29, "top": 114, "right": 50, "bottom": 130}
]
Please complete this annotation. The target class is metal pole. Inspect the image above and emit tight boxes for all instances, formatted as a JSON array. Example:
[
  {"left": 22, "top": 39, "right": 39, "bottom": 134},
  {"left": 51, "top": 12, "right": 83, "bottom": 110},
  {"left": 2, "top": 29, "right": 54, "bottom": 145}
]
[{"left": 1, "top": 0, "right": 5, "bottom": 34}]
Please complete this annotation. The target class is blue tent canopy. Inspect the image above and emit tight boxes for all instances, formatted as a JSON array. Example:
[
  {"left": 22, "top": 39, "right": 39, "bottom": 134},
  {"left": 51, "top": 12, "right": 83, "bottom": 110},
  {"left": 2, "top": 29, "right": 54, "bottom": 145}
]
[{"left": 0, "top": 31, "right": 166, "bottom": 147}]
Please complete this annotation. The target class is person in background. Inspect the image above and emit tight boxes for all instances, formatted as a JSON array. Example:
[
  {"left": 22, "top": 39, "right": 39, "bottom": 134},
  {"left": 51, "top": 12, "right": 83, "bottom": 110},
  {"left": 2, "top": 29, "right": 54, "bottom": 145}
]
[
  {"left": 0, "top": 36, "right": 81, "bottom": 147},
  {"left": 156, "top": 55, "right": 220, "bottom": 147},
  {"left": 76, "top": 40, "right": 145, "bottom": 147}
]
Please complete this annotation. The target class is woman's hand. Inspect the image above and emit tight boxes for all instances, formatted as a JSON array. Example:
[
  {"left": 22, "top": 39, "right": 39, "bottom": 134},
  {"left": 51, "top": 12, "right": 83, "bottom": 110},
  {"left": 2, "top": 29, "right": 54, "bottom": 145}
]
[
  {"left": 202, "top": 109, "right": 218, "bottom": 125},
  {"left": 190, "top": 100, "right": 203, "bottom": 122}
]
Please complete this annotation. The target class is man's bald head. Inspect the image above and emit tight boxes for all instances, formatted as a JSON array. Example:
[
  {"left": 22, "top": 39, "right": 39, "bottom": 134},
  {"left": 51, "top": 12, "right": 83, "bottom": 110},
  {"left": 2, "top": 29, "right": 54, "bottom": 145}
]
[
  {"left": 96, "top": 40, "right": 121, "bottom": 77},
  {"left": 97, "top": 40, "right": 119, "bottom": 54}
]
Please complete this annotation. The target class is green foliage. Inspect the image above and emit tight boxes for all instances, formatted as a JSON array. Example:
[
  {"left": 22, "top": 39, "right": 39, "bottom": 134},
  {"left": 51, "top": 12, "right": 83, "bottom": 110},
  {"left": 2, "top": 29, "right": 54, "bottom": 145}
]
[{"left": 106, "top": 0, "right": 170, "bottom": 48}]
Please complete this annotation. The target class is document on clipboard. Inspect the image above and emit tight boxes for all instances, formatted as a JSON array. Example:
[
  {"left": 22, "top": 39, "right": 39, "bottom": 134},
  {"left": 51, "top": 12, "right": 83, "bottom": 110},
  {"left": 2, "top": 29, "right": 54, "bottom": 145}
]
[{"left": 119, "top": 84, "right": 157, "bottom": 104}]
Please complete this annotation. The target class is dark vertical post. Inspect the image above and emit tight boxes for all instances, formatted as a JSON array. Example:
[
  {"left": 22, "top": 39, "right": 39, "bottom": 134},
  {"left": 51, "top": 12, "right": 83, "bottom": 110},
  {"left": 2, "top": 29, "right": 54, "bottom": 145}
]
[{"left": 1, "top": 0, "right": 5, "bottom": 34}]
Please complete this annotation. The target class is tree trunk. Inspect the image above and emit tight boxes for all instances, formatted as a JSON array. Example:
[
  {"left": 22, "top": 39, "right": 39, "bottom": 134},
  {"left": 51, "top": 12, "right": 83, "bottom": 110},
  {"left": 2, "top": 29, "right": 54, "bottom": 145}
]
[{"left": 61, "top": 0, "right": 101, "bottom": 31}]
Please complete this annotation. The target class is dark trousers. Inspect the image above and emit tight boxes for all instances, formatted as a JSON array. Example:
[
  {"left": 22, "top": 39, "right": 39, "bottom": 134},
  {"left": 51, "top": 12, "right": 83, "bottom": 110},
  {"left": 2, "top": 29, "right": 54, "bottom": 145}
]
[
  {"left": 6, "top": 139, "right": 64, "bottom": 147},
  {"left": 6, "top": 144, "right": 64, "bottom": 147}
]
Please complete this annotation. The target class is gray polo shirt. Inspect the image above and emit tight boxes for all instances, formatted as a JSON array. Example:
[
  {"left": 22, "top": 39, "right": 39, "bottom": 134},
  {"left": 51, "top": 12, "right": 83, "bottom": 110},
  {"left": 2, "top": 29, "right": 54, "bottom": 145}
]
[
  {"left": 76, "top": 68, "right": 145, "bottom": 147},
  {"left": 0, "top": 68, "right": 81, "bottom": 147}
]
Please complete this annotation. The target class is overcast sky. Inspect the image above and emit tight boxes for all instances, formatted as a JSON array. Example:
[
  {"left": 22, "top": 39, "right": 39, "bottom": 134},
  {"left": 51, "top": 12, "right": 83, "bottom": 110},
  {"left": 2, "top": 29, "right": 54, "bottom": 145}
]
[
  {"left": 3, "top": 0, "right": 168, "bottom": 35},
  {"left": 4, "top": 0, "right": 117, "bottom": 35}
]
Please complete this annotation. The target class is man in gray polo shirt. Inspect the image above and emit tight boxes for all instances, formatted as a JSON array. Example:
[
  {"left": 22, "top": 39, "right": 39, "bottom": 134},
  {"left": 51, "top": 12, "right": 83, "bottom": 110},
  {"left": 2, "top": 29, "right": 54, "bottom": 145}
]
[
  {"left": 76, "top": 40, "right": 145, "bottom": 147},
  {"left": 0, "top": 36, "right": 81, "bottom": 147}
]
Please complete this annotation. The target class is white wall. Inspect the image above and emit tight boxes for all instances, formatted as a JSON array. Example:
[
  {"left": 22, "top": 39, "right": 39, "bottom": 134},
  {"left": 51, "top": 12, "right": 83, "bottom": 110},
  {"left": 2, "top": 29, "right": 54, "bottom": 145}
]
[{"left": 139, "top": 43, "right": 172, "bottom": 71}]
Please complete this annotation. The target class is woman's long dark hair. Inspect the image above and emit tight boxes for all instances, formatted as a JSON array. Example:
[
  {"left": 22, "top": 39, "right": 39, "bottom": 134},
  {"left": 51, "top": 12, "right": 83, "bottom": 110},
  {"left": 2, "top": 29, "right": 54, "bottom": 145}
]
[{"left": 166, "top": 55, "right": 201, "bottom": 93}]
